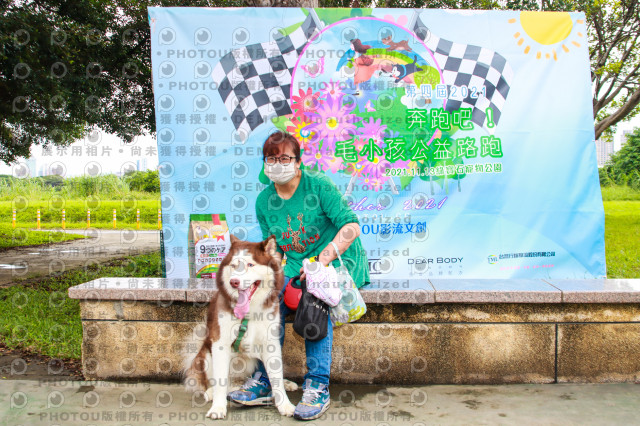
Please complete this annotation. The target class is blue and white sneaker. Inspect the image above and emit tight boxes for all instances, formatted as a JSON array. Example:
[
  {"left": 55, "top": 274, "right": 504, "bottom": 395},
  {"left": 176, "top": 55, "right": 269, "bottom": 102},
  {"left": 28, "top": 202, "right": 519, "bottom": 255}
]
[
  {"left": 294, "top": 379, "right": 330, "bottom": 420},
  {"left": 227, "top": 372, "right": 273, "bottom": 406}
]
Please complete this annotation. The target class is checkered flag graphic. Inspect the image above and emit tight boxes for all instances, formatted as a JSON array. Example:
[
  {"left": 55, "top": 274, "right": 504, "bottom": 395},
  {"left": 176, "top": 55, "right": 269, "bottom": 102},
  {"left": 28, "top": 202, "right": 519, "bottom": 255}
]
[
  {"left": 411, "top": 13, "right": 513, "bottom": 130},
  {"left": 212, "top": 12, "right": 321, "bottom": 136}
]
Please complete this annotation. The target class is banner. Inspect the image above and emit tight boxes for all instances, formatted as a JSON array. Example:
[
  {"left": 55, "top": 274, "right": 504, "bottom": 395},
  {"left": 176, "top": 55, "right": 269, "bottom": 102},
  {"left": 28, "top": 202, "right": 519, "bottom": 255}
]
[{"left": 148, "top": 7, "right": 606, "bottom": 281}]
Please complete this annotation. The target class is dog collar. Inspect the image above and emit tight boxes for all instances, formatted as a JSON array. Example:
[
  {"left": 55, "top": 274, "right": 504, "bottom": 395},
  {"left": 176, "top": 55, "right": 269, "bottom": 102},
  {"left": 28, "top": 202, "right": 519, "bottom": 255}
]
[{"left": 232, "top": 317, "right": 249, "bottom": 353}]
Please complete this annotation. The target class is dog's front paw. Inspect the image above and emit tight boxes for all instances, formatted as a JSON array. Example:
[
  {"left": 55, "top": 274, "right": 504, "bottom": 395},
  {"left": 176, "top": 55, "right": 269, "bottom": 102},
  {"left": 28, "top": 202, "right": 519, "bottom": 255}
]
[
  {"left": 284, "top": 379, "right": 298, "bottom": 392},
  {"left": 206, "top": 405, "right": 227, "bottom": 420},
  {"left": 277, "top": 401, "right": 296, "bottom": 417}
]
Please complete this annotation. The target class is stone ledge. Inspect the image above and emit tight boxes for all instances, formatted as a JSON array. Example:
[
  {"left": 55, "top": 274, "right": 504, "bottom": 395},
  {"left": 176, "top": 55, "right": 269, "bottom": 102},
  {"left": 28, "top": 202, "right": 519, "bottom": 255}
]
[
  {"left": 68, "top": 278, "right": 199, "bottom": 302},
  {"left": 430, "top": 279, "right": 561, "bottom": 303},
  {"left": 544, "top": 279, "right": 640, "bottom": 303},
  {"left": 68, "top": 278, "right": 640, "bottom": 304}
]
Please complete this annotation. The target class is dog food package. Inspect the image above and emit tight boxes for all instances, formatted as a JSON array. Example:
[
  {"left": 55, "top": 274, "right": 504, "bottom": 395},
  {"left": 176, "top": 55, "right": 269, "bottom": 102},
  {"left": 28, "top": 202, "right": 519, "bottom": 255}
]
[{"left": 188, "top": 213, "right": 231, "bottom": 279}]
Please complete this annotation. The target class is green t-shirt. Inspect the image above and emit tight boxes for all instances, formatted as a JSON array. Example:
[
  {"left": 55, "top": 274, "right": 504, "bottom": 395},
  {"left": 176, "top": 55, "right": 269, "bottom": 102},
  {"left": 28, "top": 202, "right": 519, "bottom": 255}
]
[{"left": 255, "top": 169, "right": 370, "bottom": 288}]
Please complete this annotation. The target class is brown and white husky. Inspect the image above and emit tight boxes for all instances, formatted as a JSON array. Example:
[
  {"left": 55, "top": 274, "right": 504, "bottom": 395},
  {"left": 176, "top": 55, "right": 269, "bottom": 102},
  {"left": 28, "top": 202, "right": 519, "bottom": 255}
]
[{"left": 183, "top": 234, "right": 297, "bottom": 419}]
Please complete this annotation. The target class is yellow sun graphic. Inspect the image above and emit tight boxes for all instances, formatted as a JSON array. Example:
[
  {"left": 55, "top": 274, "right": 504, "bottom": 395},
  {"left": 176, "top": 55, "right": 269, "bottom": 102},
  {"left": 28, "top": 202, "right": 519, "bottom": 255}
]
[{"left": 509, "top": 12, "right": 584, "bottom": 60}]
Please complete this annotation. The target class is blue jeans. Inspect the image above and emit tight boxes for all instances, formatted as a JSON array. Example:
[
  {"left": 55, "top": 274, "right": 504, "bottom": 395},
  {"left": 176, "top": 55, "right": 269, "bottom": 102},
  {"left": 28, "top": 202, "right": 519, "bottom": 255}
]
[{"left": 256, "top": 276, "right": 333, "bottom": 385}]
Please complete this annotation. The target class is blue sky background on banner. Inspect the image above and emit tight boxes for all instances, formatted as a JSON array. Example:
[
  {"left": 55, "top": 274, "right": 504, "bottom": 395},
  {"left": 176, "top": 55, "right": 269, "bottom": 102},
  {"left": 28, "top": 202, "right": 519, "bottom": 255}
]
[{"left": 148, "top": 7, "right": 606, "bottom": 280}]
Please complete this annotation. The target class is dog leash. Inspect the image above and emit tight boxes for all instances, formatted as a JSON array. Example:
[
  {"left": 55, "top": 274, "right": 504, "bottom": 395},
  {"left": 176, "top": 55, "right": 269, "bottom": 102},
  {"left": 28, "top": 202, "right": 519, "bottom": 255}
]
[{"left": 232, "top": 317, "right": 249, "bottom": 352}]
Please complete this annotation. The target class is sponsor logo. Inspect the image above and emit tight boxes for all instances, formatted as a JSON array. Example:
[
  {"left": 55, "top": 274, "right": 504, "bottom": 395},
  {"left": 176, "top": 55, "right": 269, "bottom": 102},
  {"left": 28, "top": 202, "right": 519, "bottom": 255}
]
[
  {"left": 368, "top": 258, "right": 382, "bottom": 274},
  {"left": 489, "top": 251, "right": 556, "bottom": 264},
  {"left": 407, "top": 257, "right": 463, "bottom": 264}
]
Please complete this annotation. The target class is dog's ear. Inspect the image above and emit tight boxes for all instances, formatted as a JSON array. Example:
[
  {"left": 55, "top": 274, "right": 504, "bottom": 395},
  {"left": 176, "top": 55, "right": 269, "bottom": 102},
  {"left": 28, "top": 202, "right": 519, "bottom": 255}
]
[
  {"left": 263, "top": 235, "right": 277, "bottom": 256},
  {"left": 229, "top": 234, "right": 238, "bottom": 245}
]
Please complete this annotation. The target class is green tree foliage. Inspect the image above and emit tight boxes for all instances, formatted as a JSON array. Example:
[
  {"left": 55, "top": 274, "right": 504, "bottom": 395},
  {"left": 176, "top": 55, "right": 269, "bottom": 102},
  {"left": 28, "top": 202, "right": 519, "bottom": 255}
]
[
  {"left": 39, "top": 174, "right": 65, "bottom": 188},
  {"left": 1, "top": 0, "right": 638, "bottom": 164},
  {"left": 1, "top": 0, "right": 147, "bottom": 163},
  {"left": 0, "top": 172, "right": 160, "bottom": 200},
  {"left": 586, "top": 0, "right": 640, "bottom": 140},
  {"left": 600, "top": 127, "right": 640, "bottom": 189},
  {"left": 374, "top": 0, "right": 499, "bottom": 7},
  {"left": 0, "top": 0, "right": 243, "bottom": 164},
  {"left": 123, "top": 170, "right": 160, "bottom": 192}
]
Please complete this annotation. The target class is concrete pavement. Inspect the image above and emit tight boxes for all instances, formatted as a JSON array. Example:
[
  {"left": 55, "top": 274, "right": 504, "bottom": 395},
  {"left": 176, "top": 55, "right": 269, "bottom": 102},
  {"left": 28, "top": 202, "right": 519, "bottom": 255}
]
[
  {"left": 2, "top": 380, "right": 639, "bottom": 425},
  {"left": 0, "top": 230, "right": 161, "bottom": 287}
]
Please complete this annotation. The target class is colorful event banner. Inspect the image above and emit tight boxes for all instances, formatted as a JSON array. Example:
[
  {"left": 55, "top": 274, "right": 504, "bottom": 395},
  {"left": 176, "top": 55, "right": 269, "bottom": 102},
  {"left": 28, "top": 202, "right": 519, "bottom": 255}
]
[{"left": 148, "top": 7, "right": 606, "bottom": 281}]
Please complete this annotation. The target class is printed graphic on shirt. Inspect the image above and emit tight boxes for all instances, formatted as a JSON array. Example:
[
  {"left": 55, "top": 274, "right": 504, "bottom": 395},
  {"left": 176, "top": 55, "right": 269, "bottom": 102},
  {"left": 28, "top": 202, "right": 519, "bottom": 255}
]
[
  {"left": 280, "top": 213, "right": 321, "bottom": 254},
  {"left": 288, "top": 213, "right": 306, "bottom": 253}
]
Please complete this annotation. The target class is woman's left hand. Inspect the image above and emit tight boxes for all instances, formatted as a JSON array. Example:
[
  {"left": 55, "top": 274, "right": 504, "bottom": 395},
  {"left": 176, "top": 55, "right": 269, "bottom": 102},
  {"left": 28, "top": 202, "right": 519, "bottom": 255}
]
[
  {"left": 317, "top": 252, "right": 332, "bottom": 267},
  {"left": 299, "top": 266, "right": 305, "bottom": 282}
]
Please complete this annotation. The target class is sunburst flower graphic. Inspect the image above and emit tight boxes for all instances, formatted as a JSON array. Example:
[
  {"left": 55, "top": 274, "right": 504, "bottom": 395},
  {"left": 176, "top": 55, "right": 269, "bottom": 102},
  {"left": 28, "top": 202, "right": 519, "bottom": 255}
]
[
  {"left": 359, "top": 117, "right": 387, "bottom": 141},
  {"left": 291, "top": 88, "right": 321, "bottom": 121},
  {"left": 324, "top": 154, "right": 345, "bottom": 174},
  {"left": 304, "top": 92, "right": 361, "bottom": 152},
  {"left": 320, "top": 79, "right": 346, "bottom": 100},
  {"left": 301, "top": 142, "right": 344, "bottom": 173},
  {"left": 286, "top": 117, "right": 315, "bottom": 150}
]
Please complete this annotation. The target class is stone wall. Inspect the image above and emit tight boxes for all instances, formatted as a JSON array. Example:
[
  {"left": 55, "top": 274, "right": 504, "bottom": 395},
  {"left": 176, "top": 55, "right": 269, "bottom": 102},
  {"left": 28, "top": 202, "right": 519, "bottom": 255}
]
[{"left": 77, "top": 300, "right": 640, "bottom": 384}]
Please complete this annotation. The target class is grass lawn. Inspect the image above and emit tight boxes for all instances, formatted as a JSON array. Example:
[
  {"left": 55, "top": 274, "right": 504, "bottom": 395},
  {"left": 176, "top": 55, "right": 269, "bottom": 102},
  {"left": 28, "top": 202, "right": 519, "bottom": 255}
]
[
  {"left": 0, "top": 223, "right": 86, "bottom": 251},
  {"left": 601, "top": 185, "right": 640, "bottom": 201},
  {"left": 10, "top": 221, "right": 162, "bottom": 231},
  {"left": 604, "top": 201, "right": 640, "bottom": 278},
  {"left": 0, "top": 252, "right": 163, "bottom": 360}
]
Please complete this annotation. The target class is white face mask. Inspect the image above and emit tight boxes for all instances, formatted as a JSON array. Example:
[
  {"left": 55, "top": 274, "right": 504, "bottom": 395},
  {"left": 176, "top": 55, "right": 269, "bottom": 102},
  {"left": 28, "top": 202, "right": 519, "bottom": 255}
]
[{"left": 264, "top": 162, "right": 297, "bottom": 185}]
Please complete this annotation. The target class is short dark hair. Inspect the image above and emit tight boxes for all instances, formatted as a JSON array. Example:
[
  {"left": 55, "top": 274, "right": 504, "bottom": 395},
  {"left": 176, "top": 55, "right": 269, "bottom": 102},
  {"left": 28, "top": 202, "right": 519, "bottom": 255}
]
[{"left": 263, "top": 131, "right": 301, "bottom": 162}]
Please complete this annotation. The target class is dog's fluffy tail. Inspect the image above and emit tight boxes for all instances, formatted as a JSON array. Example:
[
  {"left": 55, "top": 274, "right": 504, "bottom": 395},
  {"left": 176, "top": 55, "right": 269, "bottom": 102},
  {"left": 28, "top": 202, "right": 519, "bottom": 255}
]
[{"left": 182, "top": 324, "right": 210, "bottom": 393}]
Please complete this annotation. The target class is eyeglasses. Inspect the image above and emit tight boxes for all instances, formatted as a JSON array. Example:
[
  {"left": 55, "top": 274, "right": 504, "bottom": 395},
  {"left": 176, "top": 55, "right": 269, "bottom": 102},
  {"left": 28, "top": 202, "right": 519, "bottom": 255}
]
[{"left": 265, "top": 155, "right": 295, "bottom": 165}]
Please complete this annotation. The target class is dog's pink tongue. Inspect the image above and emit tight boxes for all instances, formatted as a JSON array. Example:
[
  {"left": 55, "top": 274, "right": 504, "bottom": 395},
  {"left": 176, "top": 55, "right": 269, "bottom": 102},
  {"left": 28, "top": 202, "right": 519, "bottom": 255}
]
[{"left": 234, "top": 288, "right": 252, "bottom": 319}]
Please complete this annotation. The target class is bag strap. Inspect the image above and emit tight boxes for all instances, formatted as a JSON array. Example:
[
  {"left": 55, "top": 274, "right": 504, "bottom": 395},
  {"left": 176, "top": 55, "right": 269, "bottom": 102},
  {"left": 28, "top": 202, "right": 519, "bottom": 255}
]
[
  {"left": 329, "top": 241, "right": 344, "bottom": 268},
  {"left": 289, "top": 275, "right": 302, "bottom": 289}
]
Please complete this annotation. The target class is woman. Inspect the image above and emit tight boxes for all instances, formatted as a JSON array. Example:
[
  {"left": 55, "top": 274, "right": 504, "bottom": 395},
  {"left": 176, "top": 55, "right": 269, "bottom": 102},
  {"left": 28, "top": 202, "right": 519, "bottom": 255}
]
[{"left": 228, "top": 130, "right": 370, "bottom": 421}]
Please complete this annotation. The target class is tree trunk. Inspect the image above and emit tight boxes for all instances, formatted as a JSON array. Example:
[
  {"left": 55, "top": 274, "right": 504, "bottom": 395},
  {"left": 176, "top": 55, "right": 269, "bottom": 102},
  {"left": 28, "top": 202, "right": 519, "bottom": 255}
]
[{"left": 594, "top": 89, "right": 640, "bottom": 140}]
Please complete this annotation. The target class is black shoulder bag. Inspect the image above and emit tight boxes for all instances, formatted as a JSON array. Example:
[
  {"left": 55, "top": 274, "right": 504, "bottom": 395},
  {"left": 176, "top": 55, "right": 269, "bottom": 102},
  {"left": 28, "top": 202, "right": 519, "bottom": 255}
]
[{"left": 292, "top": 276, "right": 329, "bottom": 342}]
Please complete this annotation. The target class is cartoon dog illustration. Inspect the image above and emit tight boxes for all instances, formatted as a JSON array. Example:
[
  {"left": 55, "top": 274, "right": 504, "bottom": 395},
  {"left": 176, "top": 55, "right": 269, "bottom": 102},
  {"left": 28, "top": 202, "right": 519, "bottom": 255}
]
[
  {"left": 380, "top": 55, "right": 423, "bottom": 84},
  {"left": 381, "top": 35, "right": 412, "bottom": 52}
]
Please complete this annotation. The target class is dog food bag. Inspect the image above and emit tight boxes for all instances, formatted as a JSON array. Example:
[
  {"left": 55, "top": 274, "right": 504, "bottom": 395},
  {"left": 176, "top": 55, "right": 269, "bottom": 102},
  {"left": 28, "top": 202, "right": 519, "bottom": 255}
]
[{"left": 188, "top": 214, "right": 230, "bottom": 278}]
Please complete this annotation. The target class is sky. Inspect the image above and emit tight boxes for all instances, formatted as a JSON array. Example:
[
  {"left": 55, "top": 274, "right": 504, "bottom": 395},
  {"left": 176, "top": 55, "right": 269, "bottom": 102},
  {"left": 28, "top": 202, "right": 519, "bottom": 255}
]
[
  {"left": 614, "top": 116, "right": 640, "bottom": 149},
  {"left": 0, "top": 131, "right": 159, "bottom": 178}
]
